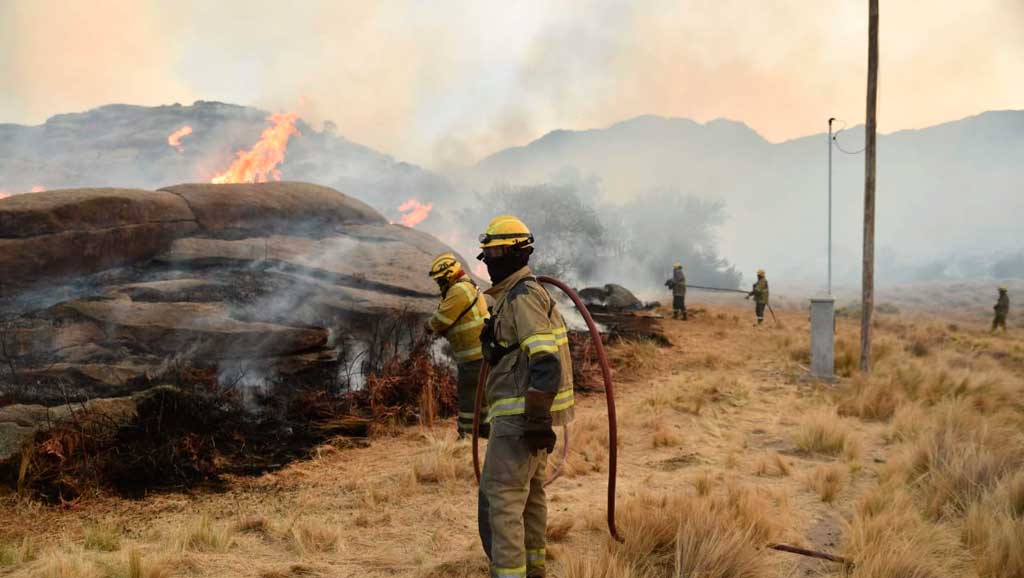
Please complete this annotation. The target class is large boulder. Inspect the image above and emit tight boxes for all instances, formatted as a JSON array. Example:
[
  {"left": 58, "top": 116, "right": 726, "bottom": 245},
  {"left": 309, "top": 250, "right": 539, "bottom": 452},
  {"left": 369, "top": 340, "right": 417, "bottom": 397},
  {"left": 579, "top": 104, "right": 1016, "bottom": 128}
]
[
  {"left": 0, "top": 188, "right": 198, "bottom": 291},
  {"left": 0, "top": 182, "right": 465, "bottom": 403}
]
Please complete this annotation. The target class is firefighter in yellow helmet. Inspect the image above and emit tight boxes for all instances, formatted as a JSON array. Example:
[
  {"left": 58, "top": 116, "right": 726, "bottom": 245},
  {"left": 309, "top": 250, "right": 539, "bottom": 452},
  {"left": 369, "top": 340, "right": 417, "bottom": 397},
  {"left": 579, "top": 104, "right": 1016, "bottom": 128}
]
[
  {"left": 476, "top": 215, "right": 574, "bottom": 578},
  {"left": 746, "top": 268, "right": 769, "bottom": 325},
  {"left": 425, "top": 252, "right": 490, "bottom": 438},
  {"left": 992, "top": 285, "right": 1010, "bottom": 333}
]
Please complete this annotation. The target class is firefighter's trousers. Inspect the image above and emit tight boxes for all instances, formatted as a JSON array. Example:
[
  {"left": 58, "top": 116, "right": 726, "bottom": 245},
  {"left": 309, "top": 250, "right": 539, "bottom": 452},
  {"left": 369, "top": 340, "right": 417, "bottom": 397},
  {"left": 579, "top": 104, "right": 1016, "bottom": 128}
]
[{"left": 481, "top": 423, "right": 548, "bottom": 578}]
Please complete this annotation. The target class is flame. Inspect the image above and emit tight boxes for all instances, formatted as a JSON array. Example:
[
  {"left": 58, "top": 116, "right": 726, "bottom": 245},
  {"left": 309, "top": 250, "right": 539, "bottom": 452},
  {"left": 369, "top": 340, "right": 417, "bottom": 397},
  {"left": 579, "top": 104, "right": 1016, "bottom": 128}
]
[
  {"left": 31, "top": 185, "right": 45, "bottom": 193},
  {"left": 211, "top": 113, "right": 300, "bottom": 184},
  {"left": 167, "top": 125, "right": 193, "bottom": 152},
  {"left": 0, "top": 191, "right": 9, "bottom": 199},
  {"left": 396, "top": 199, "right": 433, "bottom": 227}
]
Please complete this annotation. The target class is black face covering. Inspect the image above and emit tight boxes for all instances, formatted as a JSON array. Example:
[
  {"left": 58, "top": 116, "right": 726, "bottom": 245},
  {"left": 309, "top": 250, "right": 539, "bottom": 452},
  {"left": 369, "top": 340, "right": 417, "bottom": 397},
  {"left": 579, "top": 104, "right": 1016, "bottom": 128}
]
[{"left": 484, "top": 248, "right": 531, "bottom": 285}]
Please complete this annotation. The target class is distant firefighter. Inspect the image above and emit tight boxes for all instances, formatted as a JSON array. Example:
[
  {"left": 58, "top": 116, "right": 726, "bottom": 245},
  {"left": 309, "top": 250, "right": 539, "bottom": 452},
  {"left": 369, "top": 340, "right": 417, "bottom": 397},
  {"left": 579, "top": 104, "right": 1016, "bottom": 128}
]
[
  {"left": 425, "top": 252, "right": 490, "bottom": 438},
  {"left": 664, "top": 262, "right": 687, "bottom": 320},
  {"left": 746, "top": 269, "right": 770, "bottom": 325},
  {"left": 992, "top": 285, "right": 1010, "bottom": 333}
]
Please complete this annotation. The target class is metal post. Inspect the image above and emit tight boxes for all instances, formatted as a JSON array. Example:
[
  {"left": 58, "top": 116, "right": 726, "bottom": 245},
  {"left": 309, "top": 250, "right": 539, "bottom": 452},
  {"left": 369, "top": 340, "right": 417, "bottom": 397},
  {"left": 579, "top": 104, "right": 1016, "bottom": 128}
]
[
  {"left": 810, "top": 297, "right": 836, "bottom": 382},
  {"left": 828, "top": 117, "right": 834, "bottom": 296}
]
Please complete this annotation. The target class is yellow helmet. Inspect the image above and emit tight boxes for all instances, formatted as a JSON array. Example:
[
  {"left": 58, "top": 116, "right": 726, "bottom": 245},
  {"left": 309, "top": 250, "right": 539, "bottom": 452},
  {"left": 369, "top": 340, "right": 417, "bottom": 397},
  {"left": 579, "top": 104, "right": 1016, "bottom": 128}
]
[
  {"left": 673, "top": 262, "right": 682, "bottom": 269},
  {"left": 757, "top": 269, "right": 766, "bottom": 276},
  {"left": 998, "top": 285, "right": 1008, "bottom": 292},
  {"left": 478, "top": 215, "right": 534, "bottom": 259},
  {"left": 429, "top": 252, "right": 462, "bottom": 281}
]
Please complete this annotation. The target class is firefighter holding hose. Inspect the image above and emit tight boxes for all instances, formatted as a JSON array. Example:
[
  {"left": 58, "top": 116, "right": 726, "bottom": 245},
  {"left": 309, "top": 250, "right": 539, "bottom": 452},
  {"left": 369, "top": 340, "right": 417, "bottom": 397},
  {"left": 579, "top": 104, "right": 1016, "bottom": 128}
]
[
  {"left": 476, "top": 215, "right": 575, "bottom": 578},
  {"left": 746, "top": 268, "right": 770, "bottom": 325},
  {"left": 425, "top": 252, "right": 490, "bottom": 438}
]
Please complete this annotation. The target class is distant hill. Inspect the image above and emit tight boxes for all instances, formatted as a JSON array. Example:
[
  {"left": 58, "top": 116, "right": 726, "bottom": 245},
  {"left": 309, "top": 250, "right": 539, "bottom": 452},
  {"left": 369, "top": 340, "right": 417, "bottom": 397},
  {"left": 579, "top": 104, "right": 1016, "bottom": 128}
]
[
  {"left": 0, "top": 101, "right": 454, "bottom": 222},
  {"left": 472, "top": 111, "right": 1024, "bottom": 286}
]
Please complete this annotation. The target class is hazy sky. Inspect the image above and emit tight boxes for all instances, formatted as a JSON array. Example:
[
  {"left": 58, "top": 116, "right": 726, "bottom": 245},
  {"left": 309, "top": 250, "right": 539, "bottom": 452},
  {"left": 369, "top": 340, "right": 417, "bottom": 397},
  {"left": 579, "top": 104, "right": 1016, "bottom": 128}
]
[{"left": 1, "top": 0, "right": 1022, "bottom": 168}]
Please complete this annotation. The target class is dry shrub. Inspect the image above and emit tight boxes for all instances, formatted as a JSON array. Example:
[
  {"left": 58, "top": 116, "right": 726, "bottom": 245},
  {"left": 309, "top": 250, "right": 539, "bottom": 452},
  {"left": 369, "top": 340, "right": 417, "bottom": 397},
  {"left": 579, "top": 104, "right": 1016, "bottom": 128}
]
[
  {"left": 83, "top": 524, "right": 121, "bottom": 552},
  {"left": 120, "top": 547, "right": 173, "bottom": 578},
  {"left": 651, "top": 419, "right": 682, "bottom": 449},
  {"left": 561, "top": 549, "right": 640, "bottom": 578},
  {"left": 962, "top": 471, "right": 1024, "bottom": 578},
  {"left": 421, "top": 556, "right": 492, "bottom": 578},
  {"left": 569, "top": 332, "right": 604, "bottom": 391},
  {"left": 366, "top": 338, "right": 457, "bottom": 429},
  {"left": 290, "top": 522, "right": 340, "bottom": 555},
  {"left": 834, "top": 338, "right": 859, "bottom": 377},
  {"left": 178, "top": 514, "right": 234, "bottom": 552},
  {"left": 794, "top": 407, "right": 858, "bottom": 457},
  {"left": 412, "top": 431, "right": 473, "bottom": 483},
  {"left": 838, "top": 376, "right": 900, "bottom": 420},
  {"left": 807, "top": 464, "right": 848, "bottom": 504},
  {"left": 691, "top": 470, "right": 713, "bottom": 497}
]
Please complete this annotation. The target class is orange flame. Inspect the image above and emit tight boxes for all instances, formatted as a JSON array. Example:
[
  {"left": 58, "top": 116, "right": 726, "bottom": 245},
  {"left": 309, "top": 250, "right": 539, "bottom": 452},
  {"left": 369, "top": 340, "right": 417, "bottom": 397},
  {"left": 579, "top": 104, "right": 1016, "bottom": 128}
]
[
  {"left": 396, "top": 199, "right": 433, "bottom": 227},
  {"left": 31, "top": 185, "right": 45, "bottom": 193},
  {"left": 0, "top": 191, "right": 9, "bottom": 199},
  {"left": 211, "top": 113, "right": 300, "bottom": 184},
  {"left": 168, "top": 125, "right": 193, "bottom": 152}
]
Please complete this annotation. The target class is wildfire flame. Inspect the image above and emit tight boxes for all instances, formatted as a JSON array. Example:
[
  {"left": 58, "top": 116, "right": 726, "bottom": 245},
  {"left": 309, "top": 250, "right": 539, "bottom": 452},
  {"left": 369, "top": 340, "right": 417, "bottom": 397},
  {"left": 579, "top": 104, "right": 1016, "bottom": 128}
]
[
  {"left": 168, "top": 125, "right": 193, "bottom": 152},
  {"left": 0, "top": 191, "right": 8, "bottom": 199},
  {"left": 211, "top": 113, "right": 300, "bottom": 184},
  {"left": 0, "top": 185, "right": 45, "bottom": 199},
  {"left": 31, "top": 185, "right": 45, "bottom": 193},
  {"left": 396, "top": 199, "right": 433, "bottom": 227}
]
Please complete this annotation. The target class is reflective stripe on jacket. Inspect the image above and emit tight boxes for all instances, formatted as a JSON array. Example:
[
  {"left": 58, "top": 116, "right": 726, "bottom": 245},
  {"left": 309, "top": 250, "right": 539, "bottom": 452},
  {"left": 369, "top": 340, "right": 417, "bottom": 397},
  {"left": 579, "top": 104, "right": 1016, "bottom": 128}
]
[
  {"left": 483, "top": 266, "right": 575, "bottom": 427},
  {"left": 428, "top": 277, "right": 489, "bottom": 363}
]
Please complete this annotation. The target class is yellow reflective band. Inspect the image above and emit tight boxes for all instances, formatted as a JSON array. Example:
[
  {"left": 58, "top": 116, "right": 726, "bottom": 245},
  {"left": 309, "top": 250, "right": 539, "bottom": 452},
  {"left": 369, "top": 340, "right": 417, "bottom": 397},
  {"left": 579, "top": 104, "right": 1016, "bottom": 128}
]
[
  {"left": 458, "top": 411, "right": 477, "bottom": 420},
  {"left": 484, "top": 396, "right": 526, "bottom": 423},
  {"left": 553, "top": 325, "right": 569, "bottom": 345},
  {"left": 491, "top": 566, "right": 527, "bottom": 578},
  {"left": 432, "top": 310, "right": 455, "bottom": 326},
  {"left": 527, "top": 548, "right": 545, "bottom": 563},
  {"left": 453, "top": 346, "right": 483, "bottom": 361},
  {"left": 521, "top": 333, "right": 556, "bottom": 347},
  {"left": 451, "top": 316, "right": 485, "bottom": 334},
  {"left": 522, "top": 332, "right": 558, "bottom": 357}
]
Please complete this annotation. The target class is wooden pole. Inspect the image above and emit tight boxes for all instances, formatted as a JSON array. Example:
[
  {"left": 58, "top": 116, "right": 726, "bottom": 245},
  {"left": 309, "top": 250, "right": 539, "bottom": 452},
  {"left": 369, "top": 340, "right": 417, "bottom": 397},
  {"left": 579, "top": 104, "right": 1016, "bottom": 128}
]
[{"left": 860, "top": 0, "right": 879, "bottom": 374}]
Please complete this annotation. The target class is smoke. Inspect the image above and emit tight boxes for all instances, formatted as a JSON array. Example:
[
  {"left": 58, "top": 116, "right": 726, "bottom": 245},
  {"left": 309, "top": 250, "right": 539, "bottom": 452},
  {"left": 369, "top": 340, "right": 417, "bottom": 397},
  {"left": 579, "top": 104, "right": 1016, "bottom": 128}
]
[{"left": 2, "top": 0, "right": 1021, "bottom": 168}]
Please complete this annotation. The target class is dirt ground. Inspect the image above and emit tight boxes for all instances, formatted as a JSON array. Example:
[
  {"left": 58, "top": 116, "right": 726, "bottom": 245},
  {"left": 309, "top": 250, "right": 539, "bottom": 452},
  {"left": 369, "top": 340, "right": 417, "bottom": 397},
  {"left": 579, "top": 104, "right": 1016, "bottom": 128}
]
[{"left": 1, "top": 296, "right": 1021, "bottom": 578}]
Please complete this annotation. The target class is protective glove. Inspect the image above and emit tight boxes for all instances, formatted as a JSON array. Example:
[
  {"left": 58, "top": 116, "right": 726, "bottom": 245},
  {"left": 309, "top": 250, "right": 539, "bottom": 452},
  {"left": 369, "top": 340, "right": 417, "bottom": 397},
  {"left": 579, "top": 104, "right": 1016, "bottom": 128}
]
[
  {"left": 480, "top": 317, "right": 500, "bottom": 365},
  {"left": 523, "top": 389, "right": 556, "bottom": 454}
]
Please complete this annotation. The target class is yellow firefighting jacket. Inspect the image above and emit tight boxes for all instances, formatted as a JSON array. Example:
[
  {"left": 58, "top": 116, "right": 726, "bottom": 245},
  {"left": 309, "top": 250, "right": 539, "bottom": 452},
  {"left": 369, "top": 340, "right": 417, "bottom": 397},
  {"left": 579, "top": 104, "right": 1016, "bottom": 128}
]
[
  {"left": 427, "top": 276, "right": 489, "bottom": 364},
  {"left": 483, "top": 266, "right": 575, "bottom": 427}
]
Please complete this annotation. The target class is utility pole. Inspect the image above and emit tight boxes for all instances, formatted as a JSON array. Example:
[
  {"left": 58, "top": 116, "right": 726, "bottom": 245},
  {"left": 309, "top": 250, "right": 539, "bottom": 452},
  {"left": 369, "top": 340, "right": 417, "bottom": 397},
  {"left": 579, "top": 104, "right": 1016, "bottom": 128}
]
[{"left": 860, "top": 0, "right": 879, "bottom": 374}]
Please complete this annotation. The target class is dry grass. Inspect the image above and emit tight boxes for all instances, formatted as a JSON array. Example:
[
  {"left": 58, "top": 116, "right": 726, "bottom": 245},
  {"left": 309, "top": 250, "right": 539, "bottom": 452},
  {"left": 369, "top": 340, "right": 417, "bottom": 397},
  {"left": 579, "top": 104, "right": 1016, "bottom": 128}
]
[
  {"left": 0, "top": 538, "right": 38, "bottom": 566},
  {"left": 412, "top": 431, "right": 473, "bottom": 484},
  {"left": 608, "top": 338, "right": 662, "bottom": 375},
  {"left": 178, "top": 514, "right": 234, "bottom": 552},
  {"left": 651, "top": 419, "right": 683, "bottom": 448},
  {"left": 838, "top": 376, "right": 900, "bottom": 420},
  {"left": 30, "top": 551, "right": 105, "bottom": 578},
  {"left": 806, "top": 464, "right": 848, "bottom": 504},
  {"left": 546, "top": 516, "right": 575, "bottom": 543},
  {"left": 83, "top": 524, "right": 122, "bottom": 552},
  {"left": 289, "top": 522, "right": 341, "bottom": 556},
  {"left": 561, "top": 491, "right": 777, "bottom": 578},
  {"left": 563, "top": 414, "right": 612, "bottom": 477},
  {"left": 794, "top": 407, "right": 860, "bottom": 458}
]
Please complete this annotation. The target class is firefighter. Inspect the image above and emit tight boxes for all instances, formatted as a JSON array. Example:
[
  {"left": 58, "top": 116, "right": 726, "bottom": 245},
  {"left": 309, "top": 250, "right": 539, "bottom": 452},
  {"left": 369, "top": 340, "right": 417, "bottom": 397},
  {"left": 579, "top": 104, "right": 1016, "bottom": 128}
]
[
  {"left": 425, "top": 252, "right": 490, "bottom": 438},
  {"left": 746, "top": 269, "right": 770, "bottom": 325},
  {"left": 992, "top": 285, "right": 1010, "bottom": 333},
  {"left": 664, "top": 262, "right": 687, "bottom": 320},
  {"left": 476, "top": 215, "right": 574, "bottom": 578}
]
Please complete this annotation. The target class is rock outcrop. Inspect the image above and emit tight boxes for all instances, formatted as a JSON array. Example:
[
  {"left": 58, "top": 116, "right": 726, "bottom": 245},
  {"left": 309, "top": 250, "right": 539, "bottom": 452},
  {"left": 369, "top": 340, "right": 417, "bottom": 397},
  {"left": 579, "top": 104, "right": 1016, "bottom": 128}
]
[{"left": 0, "top": 182, "right": 465, "bottom": 404}]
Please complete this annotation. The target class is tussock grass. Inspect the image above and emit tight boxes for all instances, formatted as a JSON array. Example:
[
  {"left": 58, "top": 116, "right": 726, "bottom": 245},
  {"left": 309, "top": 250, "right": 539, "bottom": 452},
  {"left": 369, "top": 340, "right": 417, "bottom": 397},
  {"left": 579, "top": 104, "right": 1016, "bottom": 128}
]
[
  {"left": 412, "top": 431, "right": 473, "bottom": 484},
  {"left": 178, "top": 514, "right": 234, "bottom": 552},
  {"left": 608, "top": 338, "right": 661, "bottom": 375},
  {"left": 838, "top": 376, "right": 900, "bottom": 420},
  {"left": 564, "top": 414, "right": 612, "bottom": 477},
  {"left": 233, "top": 515, "right": 271, "bottom": 534},
  {"left": 807, "top": 464, "right": 847, "bottom": 504},
  {"left": 561, "top": 491, "right": 777, "bottom": 578},
  {"left": 651, "top": 419, "right": 682, "bottom": 448},
  {"left": 794, "top": 407, "right": 860, "bottom": 458},
  {"left": 546, "top": 517, "right": 575, "bottom": 543},
  {"left": 83, "top": 524, "right": 122, "bottom": 552},
  {"left": 289, "top": 522, "right": 340, "bottom": 555},
  {"left": 0, "top": 538, "right": 38, "bottom": 566},
  {"left": 31, "top": 552, "right": 104, "bottom": 578}
]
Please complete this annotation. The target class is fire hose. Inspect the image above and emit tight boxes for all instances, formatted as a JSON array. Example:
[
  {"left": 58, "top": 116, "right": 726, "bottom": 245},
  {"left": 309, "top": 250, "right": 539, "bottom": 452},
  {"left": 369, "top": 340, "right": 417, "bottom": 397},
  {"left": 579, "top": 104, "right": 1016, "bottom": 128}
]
[{"left": 471, "top": 275, "right": 622, "bottom": 542}]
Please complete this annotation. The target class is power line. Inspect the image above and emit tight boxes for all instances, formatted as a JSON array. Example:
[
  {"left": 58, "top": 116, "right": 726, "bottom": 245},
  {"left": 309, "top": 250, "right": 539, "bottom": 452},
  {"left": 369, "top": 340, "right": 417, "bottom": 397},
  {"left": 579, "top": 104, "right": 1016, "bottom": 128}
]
[{"left": 831, "top": 119, "right": 866, "bottom": 155}]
